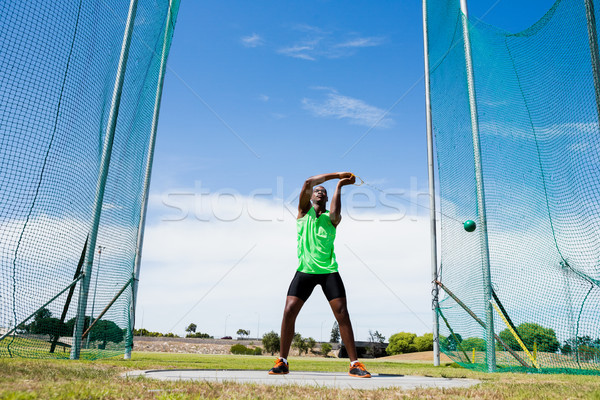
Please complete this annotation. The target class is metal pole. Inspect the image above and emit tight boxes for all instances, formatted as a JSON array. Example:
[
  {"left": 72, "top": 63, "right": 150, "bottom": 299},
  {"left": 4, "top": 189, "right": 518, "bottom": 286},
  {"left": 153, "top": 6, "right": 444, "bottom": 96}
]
[
  {"left": 459, "top": 0, "right": 496, "bottom": 372},
  {"left": 422, "top": 0, "right": 440, "bottom": 367},
  {"left": 124, "top": 0, "right": 174, "bottom": 360},
  {"left": 71, "top": 0, "right": 139, "bottom": 360},
  {"left": 584, "top": 0, "right": 600, "bottom": 124},
  {"left": 83, "top": 279, "right": 133, "bottom": 340},
  {"left": 86, "top": 245, "right": 104, "bottom": 349}
]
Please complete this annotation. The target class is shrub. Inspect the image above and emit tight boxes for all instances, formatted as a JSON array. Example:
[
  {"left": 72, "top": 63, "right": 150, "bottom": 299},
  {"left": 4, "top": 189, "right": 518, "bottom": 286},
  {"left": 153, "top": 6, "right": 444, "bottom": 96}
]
[
  {"left": 414, "top": 333, "right": 434, "bottom": 352},
  {"left": 262, "top": 331, "right": 280, "bottom": 355},
  {"left": 321, "top": 342, "right": 332, "bottom": 357},
  {"left": 499, "top": 323, "right": 559, "bottom": 353},
  {"left": 440, "top": 333, "right": 463, "bottom": 351},
  {"left": 461, "top": 337, "right": 486, "bottom": 351},
  {"left": 230, "top": 344, "right": 249, "bottom": 355},
  {"left": 386, "top": 332, "right": 418, "bottom": 355},
  {"left": 186, "top": 332, "right": 213, "bottom": 339},
  {"left": 230, "top": 344, "right": 263, "bottom": 355}
]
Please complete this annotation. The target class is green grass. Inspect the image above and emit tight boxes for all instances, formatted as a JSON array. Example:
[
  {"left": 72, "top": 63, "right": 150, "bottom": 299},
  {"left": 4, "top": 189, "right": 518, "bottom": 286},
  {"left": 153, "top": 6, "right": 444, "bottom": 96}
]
[{"left": 1, "top": 352, "right": 600, "bottom": 399}]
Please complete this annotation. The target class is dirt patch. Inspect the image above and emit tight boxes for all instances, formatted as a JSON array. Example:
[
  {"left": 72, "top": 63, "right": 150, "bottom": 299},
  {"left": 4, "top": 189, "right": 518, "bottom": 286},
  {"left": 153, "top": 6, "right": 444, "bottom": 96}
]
[
  {"left": 378, "top": 351, "right": 452, "bottom": 363},
  {"left": 132, "top": 337, "right": 331, "bottom": 357}
]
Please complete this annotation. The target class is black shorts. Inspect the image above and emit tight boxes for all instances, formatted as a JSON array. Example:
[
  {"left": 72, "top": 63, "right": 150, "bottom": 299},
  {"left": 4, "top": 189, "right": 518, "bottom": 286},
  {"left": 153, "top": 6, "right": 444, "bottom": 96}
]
[{"left": 286, "top": 271, "right": 346, "bottom": 302}]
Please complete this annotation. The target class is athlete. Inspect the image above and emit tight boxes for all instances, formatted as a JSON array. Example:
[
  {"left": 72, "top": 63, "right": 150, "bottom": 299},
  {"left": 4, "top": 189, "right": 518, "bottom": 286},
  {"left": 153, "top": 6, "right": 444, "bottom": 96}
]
[{"left": 268, "top": 172, "right": 371, "bottom": 378}]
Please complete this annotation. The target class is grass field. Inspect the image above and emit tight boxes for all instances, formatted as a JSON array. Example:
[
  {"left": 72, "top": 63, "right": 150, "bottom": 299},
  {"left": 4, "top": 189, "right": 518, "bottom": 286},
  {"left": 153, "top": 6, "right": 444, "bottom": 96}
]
[{"left": 1, "top": 352, "right": 600, "bottom": 399}]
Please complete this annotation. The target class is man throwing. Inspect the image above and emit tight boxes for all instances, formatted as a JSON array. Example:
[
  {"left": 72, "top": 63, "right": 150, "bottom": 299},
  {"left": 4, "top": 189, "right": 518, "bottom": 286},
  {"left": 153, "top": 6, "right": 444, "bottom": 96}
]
[{"left": 268, "top": 172, "right": 371, "bottom": 378}]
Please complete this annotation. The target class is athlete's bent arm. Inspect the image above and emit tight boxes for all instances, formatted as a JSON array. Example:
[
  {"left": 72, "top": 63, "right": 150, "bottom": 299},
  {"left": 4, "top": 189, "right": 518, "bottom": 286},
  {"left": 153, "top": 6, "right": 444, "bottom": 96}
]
[
  {"left": 329, "top": 175, "right": 355, "bottom": 227},
  {"left": 298, "top": 172, "right": 353, "bottom": 218}
]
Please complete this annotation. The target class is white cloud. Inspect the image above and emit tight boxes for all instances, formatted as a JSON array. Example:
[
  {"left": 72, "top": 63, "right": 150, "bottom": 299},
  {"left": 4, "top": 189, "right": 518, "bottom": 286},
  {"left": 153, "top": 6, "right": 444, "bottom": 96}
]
[
  {"left": 336, "top": 37, "right": 385, "bottom": 48},
  {"left": 258, "top": 94, "right": 269, "bottom": 102},
  {"left": 302, "top": 89, "right": 394, "bottom": 128},
  {"left": 137, "top": 195, "right": 432, "bottom": 341},
  {"left": 277, "top": 41, "right": 320, "bottom": 61},
  {"left": 241, "top": 33, "right": 264, "bottom": 48},
  {"left": 277, "top": 26, "right": 385, "bottom": 61}
]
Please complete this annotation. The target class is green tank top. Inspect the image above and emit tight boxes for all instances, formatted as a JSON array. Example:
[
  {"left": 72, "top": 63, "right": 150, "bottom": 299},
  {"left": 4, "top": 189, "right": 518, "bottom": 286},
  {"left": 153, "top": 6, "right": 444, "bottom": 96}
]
[{"left": 296, "top": 207, "right": 338, "bottom": 274}]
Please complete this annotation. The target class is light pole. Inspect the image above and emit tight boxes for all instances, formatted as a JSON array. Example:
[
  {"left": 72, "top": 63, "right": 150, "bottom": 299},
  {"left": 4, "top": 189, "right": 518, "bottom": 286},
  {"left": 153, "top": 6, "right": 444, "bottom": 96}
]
[
  {"left": 87, "top": 245, "right": 105, "bottom": 348},
  {"left": 224, "top": 314, "right": 231, "bottom": 338}
]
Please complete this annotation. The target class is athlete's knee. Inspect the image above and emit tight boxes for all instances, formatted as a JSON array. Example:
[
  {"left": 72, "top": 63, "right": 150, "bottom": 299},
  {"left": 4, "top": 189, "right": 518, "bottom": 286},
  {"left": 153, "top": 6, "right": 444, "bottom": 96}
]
[
  {"left": 330, "top": 299, "right": 349, "bottom": 318},
  {"left": 284, "top": 297, "right": 303, "bottom": 316}
]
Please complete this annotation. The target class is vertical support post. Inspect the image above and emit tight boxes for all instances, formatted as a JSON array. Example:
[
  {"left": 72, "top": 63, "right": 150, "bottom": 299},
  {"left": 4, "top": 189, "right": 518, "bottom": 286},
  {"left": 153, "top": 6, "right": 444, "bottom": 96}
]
[
  {"left": 459, "top": 0, "right": 496, "bottom": 372},
  {"left": 71, "top": 0, "right": 139, "bottom": 360},
  {"left": 422, "top": 0, "right": 440, "bottom": 367},
  {"left": 584, "top": 0, "right": 600, "bottom": 124},
  {"left": 124, "top": 0, "right": 174, "bottom": 360}
]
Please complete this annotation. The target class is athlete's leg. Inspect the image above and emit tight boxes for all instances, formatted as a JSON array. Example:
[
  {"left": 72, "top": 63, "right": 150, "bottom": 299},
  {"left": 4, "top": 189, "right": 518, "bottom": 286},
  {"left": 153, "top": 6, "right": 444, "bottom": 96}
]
[
  {"left": 279, "top": 295, "right": 304, "bottom": 359},
  {"left": 279, "top": 272, "right": 317, "bottom": 359},
  {"left": 329, "top": 296, "right": 358, "bottom": 362},
  {"left": 321, "top": 273, "right": 358, "bottom": 361}
]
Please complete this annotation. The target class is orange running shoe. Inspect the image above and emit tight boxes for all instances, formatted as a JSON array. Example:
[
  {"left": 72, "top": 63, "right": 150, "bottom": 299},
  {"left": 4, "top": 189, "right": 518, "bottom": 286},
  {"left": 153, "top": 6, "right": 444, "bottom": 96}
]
[
  {"left": 349, "top": 361, "right": 371, "bottom": 378},
  {"left": 268, "top": 358, "right": 289, "bottom": 375}
]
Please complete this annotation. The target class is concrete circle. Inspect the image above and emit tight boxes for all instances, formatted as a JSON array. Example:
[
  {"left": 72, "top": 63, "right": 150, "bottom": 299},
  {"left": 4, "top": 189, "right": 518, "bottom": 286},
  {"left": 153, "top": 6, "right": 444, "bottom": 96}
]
[{"left": 125, "top": 369, "right": 481, "bottom": 390}]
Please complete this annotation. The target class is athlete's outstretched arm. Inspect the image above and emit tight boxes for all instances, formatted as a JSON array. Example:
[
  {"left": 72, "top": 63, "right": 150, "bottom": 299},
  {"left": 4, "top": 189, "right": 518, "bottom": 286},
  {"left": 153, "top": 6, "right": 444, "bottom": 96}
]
[
  {"left": 329, "top": 175, "right": 355, "bottom": 227},
  {"left": 298, "top": 172, "right": 353, "bottom": 217}
]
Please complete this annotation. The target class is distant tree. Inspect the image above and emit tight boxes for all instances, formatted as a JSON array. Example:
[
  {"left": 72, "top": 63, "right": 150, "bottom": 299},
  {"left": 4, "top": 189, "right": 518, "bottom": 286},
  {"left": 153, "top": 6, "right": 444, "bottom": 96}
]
[
  {"left": 321, "top": 342, "right": 332, "bottom": 357},
  {"left": 414, "top": 333, "right": 434, "bottom": 352},
  {"left": 30, "top": 317, "right": 70, "bottom": 344},
  {"left": 236, "top": 329, "right": 250, "bottom": 339},
  {"left": 330, "top": 322, "right": 340, "bottom": 343},
  {"left": 386, "top": 332, "right": 418, "bottom": 355},
  {"left": 89, "top": 320, "right": 125, "bottom": 348},
  {"left": 186, "top": 332, "right": 213, "bottom": 339},
  {"left": 262, "top": 331, "right": 280, "bottom": 355},
  {"left": 185, "top": 323, "right": 197, "bottom": 334},
  {"left": 367, "top": 330, "right": 386, "bottom": 357},
  {"left": 561, "top": 336, "right": 600, "bottom": 360},
  {"left": 65, "top": 316, "right": 124, "bottom": 348},
  {"left": 292, "top": 332, "right": 306, "bottom": 355},
  {"left": 35, "top": 308, "right": 52, "bottom": 321},
  {"left": 306, "top": 337, "right": 316, "bottom": 354},
  {"left": 440, "top": 333, "right": 463, "bottom": 351},
  {"left": 561, "top": 342, "right": 573, "bottom": 355},
  {"left": 499, "top": 323, "right": 559, "bottom": 353},
  {"left": 461, "top": 337, "right": 486, "bottom": 352}
]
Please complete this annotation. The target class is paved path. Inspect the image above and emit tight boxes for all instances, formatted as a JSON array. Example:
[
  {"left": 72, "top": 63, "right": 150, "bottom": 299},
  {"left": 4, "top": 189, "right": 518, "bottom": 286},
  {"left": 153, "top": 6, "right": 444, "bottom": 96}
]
[{"left": 125, "top": 369, "right": 481, "bottom": 390}]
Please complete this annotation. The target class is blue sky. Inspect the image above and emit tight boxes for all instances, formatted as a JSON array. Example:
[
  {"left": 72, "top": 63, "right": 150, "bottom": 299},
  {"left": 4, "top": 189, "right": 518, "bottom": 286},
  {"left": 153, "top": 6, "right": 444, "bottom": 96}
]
[{"left": 136, "top": 0, "right": 558, "bottom": 341}]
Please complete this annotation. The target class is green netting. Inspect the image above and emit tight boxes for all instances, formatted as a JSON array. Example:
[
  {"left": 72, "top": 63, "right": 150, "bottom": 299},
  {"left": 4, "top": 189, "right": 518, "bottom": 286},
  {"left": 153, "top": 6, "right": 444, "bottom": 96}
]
[
  {"left": 0, "top": 0, "right": 180, "bottom": 360},
  {"left": 426, "top": 0, "right": 600, "bottom": 374}
]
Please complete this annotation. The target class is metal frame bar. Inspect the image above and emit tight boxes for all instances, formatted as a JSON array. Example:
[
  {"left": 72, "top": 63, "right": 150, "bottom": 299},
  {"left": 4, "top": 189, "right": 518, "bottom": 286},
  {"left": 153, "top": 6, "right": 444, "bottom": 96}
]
[
  {"left": 82, "top": 279, "right": 133, "bottom": 340},
  {"left": 0, "top": 276, "right": 83, "bottom": 342},
  {"left": 422, "top": 0, "right": 440, "bottom": 367},
  {"left": 70, "top": 0, "right": 139, "bottom": 360},
  {"left": 459, "top": 0, "right": 496, "bottom": 372},
  {"left": 123, "top": 0, "right": 175, "bottom": 360}
]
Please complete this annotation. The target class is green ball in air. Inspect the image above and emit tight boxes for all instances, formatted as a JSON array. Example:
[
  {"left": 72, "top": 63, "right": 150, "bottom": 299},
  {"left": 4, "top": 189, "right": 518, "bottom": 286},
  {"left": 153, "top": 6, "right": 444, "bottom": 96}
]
[{"left": 463, "top": 220, "right": 477, "bottom": 232}]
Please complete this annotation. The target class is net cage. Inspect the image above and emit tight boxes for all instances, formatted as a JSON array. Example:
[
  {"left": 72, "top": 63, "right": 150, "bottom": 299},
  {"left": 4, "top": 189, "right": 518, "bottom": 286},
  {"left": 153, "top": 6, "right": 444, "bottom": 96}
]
[
  {"left": 426, "top": 0, "right": 600, "bottom": 374},
  {"left": 0, "top": 0, "right": 180, "bottom": 360}
]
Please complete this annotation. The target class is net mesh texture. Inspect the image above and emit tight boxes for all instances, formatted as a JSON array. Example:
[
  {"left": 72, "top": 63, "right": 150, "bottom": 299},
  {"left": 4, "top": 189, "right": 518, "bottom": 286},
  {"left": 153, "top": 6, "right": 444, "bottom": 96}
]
[
  {"left": 427, "top": 0, "right": 600, "bottom": 374},
  {"left": 0, "top": 0, "right": 180, "bottom": 360}
]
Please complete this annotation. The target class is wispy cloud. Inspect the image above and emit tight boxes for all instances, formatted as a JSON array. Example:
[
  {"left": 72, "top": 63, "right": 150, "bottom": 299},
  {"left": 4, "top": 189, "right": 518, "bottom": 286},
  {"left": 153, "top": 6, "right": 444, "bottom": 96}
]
[
  {"left": 277, "top": 40, "right": 320, "bottom": 60},
  {"left": 277, "top": 26, "right": 385, "bottom": 61},
  {"left": 302, "top": 88, "right": 393, "bottom": 128},
  {"left": 241, "top": 33, "right": 264, "bottom": 48},
  {"left": 258, "top": 94, "right": 269, "bottom": 102},
  {"left": 336, "top": 36, "right": 385, "bottom": 48}
]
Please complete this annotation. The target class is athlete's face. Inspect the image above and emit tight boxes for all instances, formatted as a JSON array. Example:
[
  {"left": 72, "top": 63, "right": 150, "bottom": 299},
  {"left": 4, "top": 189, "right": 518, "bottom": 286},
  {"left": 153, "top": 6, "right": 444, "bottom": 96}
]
[{"left": 311, "top": 186, "right": 328, "bottom": 204}]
